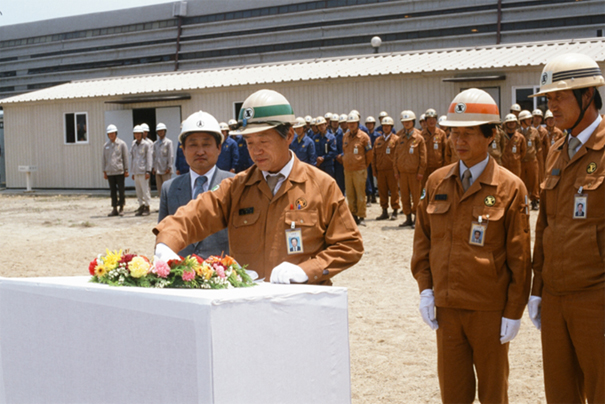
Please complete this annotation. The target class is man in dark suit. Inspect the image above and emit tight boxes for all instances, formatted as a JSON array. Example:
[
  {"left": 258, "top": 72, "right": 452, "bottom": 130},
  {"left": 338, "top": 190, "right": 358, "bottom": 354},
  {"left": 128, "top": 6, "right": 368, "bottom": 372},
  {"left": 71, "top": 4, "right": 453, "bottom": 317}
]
[{"left": 158, "top": 111, "right": 234, "bottom": 258}]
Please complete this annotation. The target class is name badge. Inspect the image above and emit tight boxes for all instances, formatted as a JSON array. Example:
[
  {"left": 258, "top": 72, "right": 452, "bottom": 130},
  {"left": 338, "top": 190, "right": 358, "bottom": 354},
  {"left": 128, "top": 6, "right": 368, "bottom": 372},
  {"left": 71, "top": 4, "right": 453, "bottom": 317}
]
[
  {"left": 528, "top": 140, "right": 532, "bottom": 147},
  {"left": 469, "top": 215, "right": 489, "bottom": 247},
  {"left": 354, "top": 146, "right": 359, "bottom": 155},
  {"left": 492, "top": 141, "right": 497, "bottom": 149},
  {"left": 512, "top": 146, "right": 517, "bottom": 154},
  {"left": 433, "top": 142, "right": 438, "bottom": 150},
  {"left": 386, "top": 147, "right": 391, "bottom": 155},
  {"left": 286, "top": 226, "right": 304, "bottom": 255},
  {"left": 409, "top": 147, "right": 414, "bottom": 154},
  {"left": 573, "top": 187, "right": 587, "bottom": 220}
]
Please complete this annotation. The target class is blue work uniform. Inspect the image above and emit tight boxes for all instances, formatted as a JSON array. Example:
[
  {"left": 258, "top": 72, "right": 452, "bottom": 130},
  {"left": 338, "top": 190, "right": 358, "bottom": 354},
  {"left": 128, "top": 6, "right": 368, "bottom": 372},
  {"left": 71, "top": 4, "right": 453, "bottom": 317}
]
[
  {"left": 365, "top": 129, "right": 380, "bottom": 196},
  {"left": 290, "top": 134, "right": 317, "bottom": 165},
  {"left": 216, "top": 136, "right": 239, "bottom": 172},
  {"left": 313, "top": 131, "right": 337, "bottom": 177},
  {"left": 330, "top": 127, "right": 346, "bottom": 195},
  {"left": 175, "top": 142, "right": 190, "bottom": 175},
  {"left": 234, "top": 135, "right": 254, "bottom": 173}
]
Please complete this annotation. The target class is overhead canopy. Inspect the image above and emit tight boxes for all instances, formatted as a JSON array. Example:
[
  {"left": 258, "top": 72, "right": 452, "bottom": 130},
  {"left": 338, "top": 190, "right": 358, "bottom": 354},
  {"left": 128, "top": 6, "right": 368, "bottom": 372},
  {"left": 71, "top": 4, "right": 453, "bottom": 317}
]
[{"left": 2, "top": 38, "right": 604, "bottom": 104}]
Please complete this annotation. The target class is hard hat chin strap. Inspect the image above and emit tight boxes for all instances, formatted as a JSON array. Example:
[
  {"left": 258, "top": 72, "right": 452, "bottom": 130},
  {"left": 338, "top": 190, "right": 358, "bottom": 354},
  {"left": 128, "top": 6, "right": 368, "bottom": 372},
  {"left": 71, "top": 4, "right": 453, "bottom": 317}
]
[{"left": 569, "top": 87, "right": 597, "bottom": 134}]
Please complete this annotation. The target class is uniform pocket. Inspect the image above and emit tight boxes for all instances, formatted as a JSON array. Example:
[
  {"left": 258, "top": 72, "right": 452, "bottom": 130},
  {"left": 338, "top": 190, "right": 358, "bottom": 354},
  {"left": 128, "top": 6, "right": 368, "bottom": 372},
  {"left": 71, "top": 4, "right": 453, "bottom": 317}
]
[
  {"left": 426, "top": 202, "right": 450, "bottom": 239},
  {"left": 472, "top": 206, "right": 505, "bottom": 221},
  {"left": 284, "top": 210, "right": 318, "bottom": 228},
  {"left": 231, "top": 210, "right": 261, "bottom": 253}
]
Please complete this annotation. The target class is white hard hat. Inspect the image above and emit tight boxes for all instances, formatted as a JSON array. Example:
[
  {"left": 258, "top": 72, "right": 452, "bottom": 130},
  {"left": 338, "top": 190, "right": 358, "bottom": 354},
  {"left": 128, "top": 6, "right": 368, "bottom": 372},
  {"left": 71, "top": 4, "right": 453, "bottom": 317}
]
[
  {"left": 219, "top": 122, "right": 229, "bottom": 131},
  {"left": 519, "top": 110, "right": 532, "bottom": 121},
  {"left": 106, "top": 124, "right": 118, "bottom": 134},
  {"left": 232, "top": 89, "right": 295, "bottom": 136},
  {"left": 419, "top": 114, "right": 426, "bottom": 122},
  {"left": 347, "top": 114, "right": 360, "bottom": 123},
  {"left": 441, "top": 88, "right": 501, "bottom": 127},
  {"left": 381, "top": 116, "right": 395, "bottom": 126},
  {"left": 532, "top": 109, "right": 543, "bottom": 117},
  {"left": 365, "top": 116, "right": 376, "bottom": 124},
  {"left": 339, "top": 114, "right": 348, "bottom": 123},
  {"left": 378, "top": 111, "right": 388, "bottom": 119},
  {"left": 316, "top": 117, "right": 327, "bottom": 125},
  {"left": 140, "top": 123, "right": 150, "bottom": 132},
  {"left": 311, "top": 118, "right": 317, "bottom": 125},
  {"left": 324, "top": 112, "right": 332, "bottom": 120},
  {"left": 293, "top": 117, "right": 306, "bottom": 129},
  {"left": 156, "top": 123, "right": 167, "bottom": 131},
  {"left": 544, "top": 110, "right": 554, "bottom": 119},
  {"left": 228, "top": 119, "right": 237, "bottom": 127},
  {"left": 424, "top": 108, "right": 438, "bottom": 118},
  {"left": 504, "top": 113, "right": 518, "bottom": 123},
  {"left": 133, "top": 125, "right": 144, "bottom": 134},
  {"left": 179, "top": 110, "right": 223, "bottom": 145},
  {"left": 438, "top": 115, "right": 447, "bottom": 123},
  {"left": 510, "top": 103, "right": 521, "bottom": 112},
  {"left": 400, "top": 110, "right": 416, "bottom": 122},
  {"left": 304, "top": 115, "right": 313, "bottom": 123},
  {"left": 331, "top": 113, "right": 340, "bottom": 122},
  {"left": 531, "top": 53, "right": 604, "bottom": 98}
]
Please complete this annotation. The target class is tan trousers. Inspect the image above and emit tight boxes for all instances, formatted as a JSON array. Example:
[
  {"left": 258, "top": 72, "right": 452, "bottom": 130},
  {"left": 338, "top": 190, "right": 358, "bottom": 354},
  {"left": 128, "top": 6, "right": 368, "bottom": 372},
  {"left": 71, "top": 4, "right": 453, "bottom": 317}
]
[
  {"left": 345, "top": 169, "right": 367, "bottom": 218},
  {"left": 376, "top": 170, "right": 400, "bottom": 210},
  {"left": 437, "top": 307, "right": 509, "bottom": 404},
  {"left": 155, "top": 173, "right": 172, "bottom": 193},
  {"left": 521, "top": 159, "right": 539, "bottom": 201},
  {"left": 541, "top": 289, "right": 605, "bottom": 404},
  {"left": 134, "top": 174, "right": 151, "bottom": 207},
  {"left": 399, "top": 172, "right": 421, "bottom": 215}
]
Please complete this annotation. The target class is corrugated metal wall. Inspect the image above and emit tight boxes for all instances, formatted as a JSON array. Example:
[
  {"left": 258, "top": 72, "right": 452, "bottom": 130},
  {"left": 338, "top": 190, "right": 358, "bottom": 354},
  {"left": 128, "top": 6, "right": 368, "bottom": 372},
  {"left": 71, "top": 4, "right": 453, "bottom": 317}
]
[{"left": 4, "top": 63, "right": 604, "bottom": 189}]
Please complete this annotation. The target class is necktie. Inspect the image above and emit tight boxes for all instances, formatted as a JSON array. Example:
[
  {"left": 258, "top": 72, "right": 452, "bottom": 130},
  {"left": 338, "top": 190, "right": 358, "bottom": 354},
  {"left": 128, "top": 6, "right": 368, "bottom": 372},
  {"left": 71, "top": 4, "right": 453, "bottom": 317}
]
[
  {"left": 461, "top": 169, "right": 472, "bottom": 192},
  {"left": 193, "top": 176, "right": 207, "bottom": 199},
  {"left": 568, "top": 137, "right": 581, "bottom": 159},
  {"left": 266, "top": 173, "right": 284, "bottom": 195}
]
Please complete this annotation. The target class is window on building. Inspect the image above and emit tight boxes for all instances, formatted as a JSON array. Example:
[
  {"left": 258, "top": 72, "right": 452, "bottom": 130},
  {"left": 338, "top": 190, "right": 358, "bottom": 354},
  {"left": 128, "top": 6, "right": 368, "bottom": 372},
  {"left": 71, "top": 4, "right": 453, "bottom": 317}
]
[
  {"left": 512, "top": 86, "right": 547, "bottom": 114},
  {"left": 234, "top": 102, "right": 244, "bottom": 121},
  {"left": 64, "top": 112, "right": 88, "bottom": 144}
]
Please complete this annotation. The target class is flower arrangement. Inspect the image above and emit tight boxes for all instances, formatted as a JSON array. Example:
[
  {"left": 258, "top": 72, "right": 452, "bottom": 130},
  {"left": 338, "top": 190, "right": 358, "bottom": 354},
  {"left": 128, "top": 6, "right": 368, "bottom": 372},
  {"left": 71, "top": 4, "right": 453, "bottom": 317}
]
[{"left": 89, "top": 249, "right": 255, "bottom": 289}]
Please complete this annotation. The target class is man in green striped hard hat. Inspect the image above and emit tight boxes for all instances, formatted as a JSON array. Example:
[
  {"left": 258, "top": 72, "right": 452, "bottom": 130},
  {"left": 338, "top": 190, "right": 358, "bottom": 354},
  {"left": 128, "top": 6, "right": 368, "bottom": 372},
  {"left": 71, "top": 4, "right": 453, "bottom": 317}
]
[{"left": 154, "top": 89, "right": 363, "bottom": 286}]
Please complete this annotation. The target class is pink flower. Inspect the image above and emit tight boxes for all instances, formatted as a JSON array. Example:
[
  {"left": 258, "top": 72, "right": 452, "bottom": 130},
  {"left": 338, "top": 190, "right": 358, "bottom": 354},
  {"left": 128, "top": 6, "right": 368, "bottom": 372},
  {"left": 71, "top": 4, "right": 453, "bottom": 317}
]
[
  {"left": 182, "top": 270, "right": 196, "bottom": 282},
  {"left": 153, "top": 260, "right": 171, "bottom": 278},
  {"left": 213, "top": 263, "right": 226, "bottom": 278}
]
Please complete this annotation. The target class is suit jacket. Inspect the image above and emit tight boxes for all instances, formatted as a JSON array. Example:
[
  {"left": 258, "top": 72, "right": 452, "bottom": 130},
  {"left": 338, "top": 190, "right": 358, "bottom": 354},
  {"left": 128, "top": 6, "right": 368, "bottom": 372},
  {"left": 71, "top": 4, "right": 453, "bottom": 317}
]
[{"left": 158, "top": 167, "right": 234, "bottom": 258}]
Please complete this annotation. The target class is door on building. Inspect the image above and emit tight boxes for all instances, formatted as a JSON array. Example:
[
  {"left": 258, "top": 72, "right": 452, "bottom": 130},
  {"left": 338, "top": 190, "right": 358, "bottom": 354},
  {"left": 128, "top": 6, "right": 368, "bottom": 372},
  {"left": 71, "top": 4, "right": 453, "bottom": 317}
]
[
  {"left": 0, "top": 111, "right": 6, "bottom": 188},
  {"left": 105, "top": 107, "right": 182, "bottom": 189}
]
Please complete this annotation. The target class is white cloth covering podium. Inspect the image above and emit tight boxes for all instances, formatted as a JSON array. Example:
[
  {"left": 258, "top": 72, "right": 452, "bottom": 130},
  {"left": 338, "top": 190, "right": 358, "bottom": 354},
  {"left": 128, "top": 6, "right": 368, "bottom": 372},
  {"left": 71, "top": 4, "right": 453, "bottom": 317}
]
[{"left": 0, "top": 277, "right": 351, "bottom": 404}]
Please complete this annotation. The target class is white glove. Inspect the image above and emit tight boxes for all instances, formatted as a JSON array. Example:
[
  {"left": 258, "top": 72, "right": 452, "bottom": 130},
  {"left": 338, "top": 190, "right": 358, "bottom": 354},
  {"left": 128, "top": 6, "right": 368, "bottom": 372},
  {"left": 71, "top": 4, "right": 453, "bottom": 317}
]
[
  {"left": 419, "top": 289, "right": 438, "bottom": 331},
  {"left": 154, "top": 243, "right": 180, "bottom": 262},
  {"left": 527, "top": 295, "right": 542, "bottom": 330},
  {"left": 270, "top": 262, "right": 309, "bottom": 284},
  {"left": 500, "top": 317, "right": 521, "bottom": 344}
]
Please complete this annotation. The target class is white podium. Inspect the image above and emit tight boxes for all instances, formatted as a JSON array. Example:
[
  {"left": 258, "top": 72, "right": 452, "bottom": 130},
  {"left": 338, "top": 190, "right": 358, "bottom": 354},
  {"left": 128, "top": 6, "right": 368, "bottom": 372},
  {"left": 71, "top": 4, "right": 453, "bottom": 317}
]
[{"left": 0, "top": 277, "right": 351, "bottom": 404}]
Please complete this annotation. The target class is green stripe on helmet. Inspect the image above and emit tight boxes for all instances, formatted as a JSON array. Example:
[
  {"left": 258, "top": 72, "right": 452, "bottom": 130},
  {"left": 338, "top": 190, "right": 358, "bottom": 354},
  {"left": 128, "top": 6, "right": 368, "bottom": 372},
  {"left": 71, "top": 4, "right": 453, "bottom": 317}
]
[{"left": 239, "top": 104, "right": 294, "bottom": 121}]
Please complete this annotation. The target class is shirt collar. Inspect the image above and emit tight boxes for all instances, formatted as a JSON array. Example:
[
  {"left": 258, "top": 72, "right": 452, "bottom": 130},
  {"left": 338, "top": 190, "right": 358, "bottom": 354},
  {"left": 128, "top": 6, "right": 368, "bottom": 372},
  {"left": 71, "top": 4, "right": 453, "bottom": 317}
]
[
  {"left": 459, "top": 154, "right": 490, "bottom": 187},
  {"left": 262, "top": 151, "right": 295, "bottom": 181},
  {"left": 190, "top": 165, "right": 217, "bottom": 194},
  {"left": 568, "top": 114, "right": 602, "bottom": 147},
  {"left": 383, "top": 133, "right": 391, "bottom": 141}
]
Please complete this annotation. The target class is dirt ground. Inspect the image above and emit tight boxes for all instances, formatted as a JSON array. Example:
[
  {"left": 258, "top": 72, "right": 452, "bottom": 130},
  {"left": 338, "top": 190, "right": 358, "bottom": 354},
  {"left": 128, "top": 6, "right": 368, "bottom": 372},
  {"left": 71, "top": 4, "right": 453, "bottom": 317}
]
[{"left": 0, "top": 192, "right": 546, "bottom": 403}]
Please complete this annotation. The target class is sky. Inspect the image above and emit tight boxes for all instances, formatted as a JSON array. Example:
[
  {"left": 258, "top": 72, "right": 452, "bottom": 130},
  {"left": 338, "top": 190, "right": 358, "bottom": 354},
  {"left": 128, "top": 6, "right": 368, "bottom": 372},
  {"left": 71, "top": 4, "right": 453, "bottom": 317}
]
[{"left": 0, "top": 0, "right": 174, "bottom": 26}]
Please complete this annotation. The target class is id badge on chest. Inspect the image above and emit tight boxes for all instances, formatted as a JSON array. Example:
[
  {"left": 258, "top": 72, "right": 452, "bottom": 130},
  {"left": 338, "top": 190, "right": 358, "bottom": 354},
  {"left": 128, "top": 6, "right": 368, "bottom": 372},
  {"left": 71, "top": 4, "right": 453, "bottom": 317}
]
[
  {"left": 492, "top": 141, "right": 497, "bottom": 149},
  {"left": 528, "top": 140, "right": 532, "bottom": 147},
  {"left": 433, "top": 142, "right": 438, "bottom": 150},
  {"left": 409, "top": 146, "right": 414, "bottom": 154},
  {"left": 325, "top": 143, "right": 328, "bottom": 154},
  {"left": 386, "top": 147, "right": 391, "bottom": 155},
  {"left": 286, "top": 221, "right": 304, "bottom": 254},
  {"left": 354, "top": 146, "right": 359, "bottom": 155},
  {"left": 512, "top": 145, "right": 517, "bottom": 154},
  {"left": 573, "top": 186, "right": 587, "bottom": 219},
  {"left": 469, "top": 215, "right": 489, "bottom": 247}
]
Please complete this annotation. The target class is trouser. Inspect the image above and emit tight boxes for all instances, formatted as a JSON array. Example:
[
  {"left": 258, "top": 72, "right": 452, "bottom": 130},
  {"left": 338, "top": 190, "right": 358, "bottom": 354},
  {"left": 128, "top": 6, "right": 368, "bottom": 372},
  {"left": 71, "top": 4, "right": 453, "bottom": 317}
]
[
  {"left": 436, "top": 307, "right": 509, "bottom": 404},
  {"left": 538, "top": 153, "right": 545, "bottom": 185},
  {"left": 521, "top": 159, "right": 539, "bottom": 201},
  {"left": 107, "top": 174, "right": 125, "bottom": 208},
  {"left": 366, "top": 165, "right": 376, "bottom": 196},
  {"left": 421, "top": 166, "right": 439, "bottom": 192},
  {"left": 345, "top": 169, "right": 367, "bottom": 218},
  {"left": 541, "top": 288, "right": 605, "bottom": 404},
  {"left": 134, "top": 174, "right": 151, "bottom": 207},
  {"left": 376, "top": 170, "right": 400, "bottom": 210},
  {"left": 155, "top": 173, "right": 172, "bottom": 193},
  {"left": 399, "top": 172, "right": 421, "bottom": 215},
  {"left": 334, "top": 162, "right": 345, "bottom": 196}
]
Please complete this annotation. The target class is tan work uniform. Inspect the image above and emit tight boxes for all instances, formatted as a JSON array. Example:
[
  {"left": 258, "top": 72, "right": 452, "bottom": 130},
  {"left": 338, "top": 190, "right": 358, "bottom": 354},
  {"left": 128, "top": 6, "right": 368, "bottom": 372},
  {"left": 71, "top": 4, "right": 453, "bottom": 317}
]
[
  {"left": 501, "top": 131, "right": 527, "bottom": 178},
  {"left": 520, "top": 126, "right": 541, "bottom": 202},
  {"left": 421, "top": 127, "right": 447, "bottom": 190},
  {"left": 153, "top": 155, "right": 364, "bottom": 284},
  {"left": 394, "top": 128, "right": 427, "bottom": 216},
  {"left": 488, "top": 127, "right": 507, "bottom": 165},
  {"left": 343, "top": 129, "right": 373, "bottom": 219},
  {"left": 373, "top": 133, "right": 400, "bottom": 211},
  {"left": 534, "top": 125, "right": 549, "bottom": 184},
  {"left": 532, "top": 118, "right": 605, "bottom": 404},
  {"left": 412, "top": 156, "right": 531, "bottom": 404},
  {"left": 444, "top": 136, "right": 460, "bottom": 165},
  {"left": 546, "top": 126, "right": 565, "bottom": 149}
]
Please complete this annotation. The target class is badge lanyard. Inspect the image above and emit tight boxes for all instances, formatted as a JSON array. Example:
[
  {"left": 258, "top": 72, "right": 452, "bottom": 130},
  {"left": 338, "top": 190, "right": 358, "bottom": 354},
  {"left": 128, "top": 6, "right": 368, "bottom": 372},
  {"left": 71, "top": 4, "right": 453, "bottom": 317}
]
[
  {"left": 469, "top": 215, "right": 489, "bottom": 247},
  {"left": 573, "top": 186, "right": 587, "bottom": 220}
]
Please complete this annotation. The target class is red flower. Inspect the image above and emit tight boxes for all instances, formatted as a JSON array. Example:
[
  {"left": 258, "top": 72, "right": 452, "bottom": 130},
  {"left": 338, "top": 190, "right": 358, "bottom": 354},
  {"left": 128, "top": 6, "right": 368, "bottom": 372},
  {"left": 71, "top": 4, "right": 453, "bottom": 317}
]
[
  {"left": 192, "top": 254, "right": 205, "bottom": 264},
  {"left": 167, "top": 258, "right": 183, "bottom": 268},
  {"left": 88, "top": 258, "right": 98, "bottom": 276}
]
